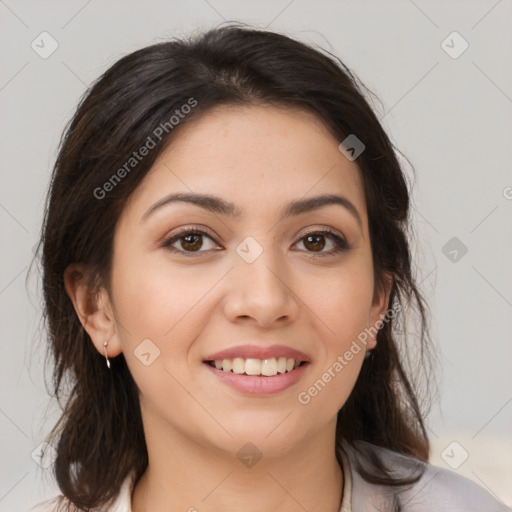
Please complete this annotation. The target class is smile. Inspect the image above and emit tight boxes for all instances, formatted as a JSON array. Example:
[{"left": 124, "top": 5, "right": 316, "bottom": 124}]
[
  {"left": 203, "top": 358, "right": 310, "bottom": 395},
  {"left": 205, "top": 357, "right": 307, "bottom": 377}
]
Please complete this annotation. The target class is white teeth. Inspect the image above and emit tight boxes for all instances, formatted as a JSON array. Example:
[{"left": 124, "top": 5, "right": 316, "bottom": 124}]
[
  {"left": 210, "top": 357, "right": 303, "bottom": 376},
  {"left": 277, "top": 356, "right": 287, "bottom": 373},
  {"left": 245, "top": 358, "right": 262, "bottom": 375},
  {"left": 232, "top": 357, "right": 245, "bottom": 374},
  {"left": 261, "top": 358, "right": 277, "bottom": 376}
]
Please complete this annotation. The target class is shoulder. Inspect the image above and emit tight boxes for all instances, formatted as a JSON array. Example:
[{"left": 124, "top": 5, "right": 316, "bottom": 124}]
[
  {"left": 340, "top": 439, "right": 510, "bottom": 512},
  {"left": 27, "top": 472, "right": 135, "bottom": 512}
]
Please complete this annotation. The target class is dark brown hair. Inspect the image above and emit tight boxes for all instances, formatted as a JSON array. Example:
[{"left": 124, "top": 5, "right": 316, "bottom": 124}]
[{"left": 33, "top": 22, "right": 438, "bottom": 510}]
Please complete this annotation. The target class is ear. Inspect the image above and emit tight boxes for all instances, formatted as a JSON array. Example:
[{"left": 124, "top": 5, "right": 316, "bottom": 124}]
[
  {"left": 367, "top": 272, "right": 394, "bottom": 351},
  {"left": 63, "top": 263, "right": 123, "bottom": 359}
]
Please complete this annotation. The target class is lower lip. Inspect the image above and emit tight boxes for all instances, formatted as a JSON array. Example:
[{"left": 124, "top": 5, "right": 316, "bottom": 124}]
[{"left": 203, "top": 362, "right": 310, "bottom": 395}]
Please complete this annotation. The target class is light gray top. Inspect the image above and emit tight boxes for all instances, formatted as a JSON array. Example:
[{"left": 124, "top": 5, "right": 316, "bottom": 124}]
[
  {"left": 338, "top": 439, "right": 510, "bottom": 511},
  {"left": 32, "top": 439, "right": 511, "bottom": 511}
]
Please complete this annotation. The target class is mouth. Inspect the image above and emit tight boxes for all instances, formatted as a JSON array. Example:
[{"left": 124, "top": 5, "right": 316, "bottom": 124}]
[{"left": 203, "top": 357, "right": 309, "bottom": 377}]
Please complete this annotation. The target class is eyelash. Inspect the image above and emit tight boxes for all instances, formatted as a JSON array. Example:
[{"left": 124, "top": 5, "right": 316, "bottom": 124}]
[{"left": 160, "top": 225, "right": 350, "bottom": 258}]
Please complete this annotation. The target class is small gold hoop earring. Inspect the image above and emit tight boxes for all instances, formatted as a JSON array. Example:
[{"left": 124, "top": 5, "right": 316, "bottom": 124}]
[
  {"left": 103, "top": 340, "right": 111, "bottom": 369},
  {"left": 364, "top": 339, "right": 377, "bottom": 361}
]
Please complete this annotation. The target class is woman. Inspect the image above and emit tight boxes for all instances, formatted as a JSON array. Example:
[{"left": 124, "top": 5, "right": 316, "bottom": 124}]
[{"left": 31, "top": 23, "right": 508, "bottom": 512}]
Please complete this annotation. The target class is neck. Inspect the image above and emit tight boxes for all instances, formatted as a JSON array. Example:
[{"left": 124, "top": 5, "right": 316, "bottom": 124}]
[{"left": 131, "top": 415, "right": 344, "bottom": 512}]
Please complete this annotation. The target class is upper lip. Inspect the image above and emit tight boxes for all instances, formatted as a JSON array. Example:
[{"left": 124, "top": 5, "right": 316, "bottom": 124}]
[{"left": 203, "top": 344, "right": 311, "bottom": 362}]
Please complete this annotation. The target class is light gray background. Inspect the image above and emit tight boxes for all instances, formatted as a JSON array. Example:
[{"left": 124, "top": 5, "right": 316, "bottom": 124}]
[{"left": 1, "top": 1, "right": 511, "bottom": 510}]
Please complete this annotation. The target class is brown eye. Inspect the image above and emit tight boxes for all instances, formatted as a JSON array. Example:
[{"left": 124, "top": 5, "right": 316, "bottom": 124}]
[
  {"left": 295, "top": 230, "right": 349, "bottom": 256},
  {"left": 303, "top": 233, "right": 326, "bottom": 252},
  {"left": 180, "top": 233, "right": 203, "bottom": 252},
  {"left": 162, "top": 229, "right": 220, "bottom": 256}
]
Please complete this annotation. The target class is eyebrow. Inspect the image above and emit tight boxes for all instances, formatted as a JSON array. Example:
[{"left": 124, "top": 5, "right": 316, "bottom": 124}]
[{"left": 141, "top": 192, "right": 363, "bottom": 231}]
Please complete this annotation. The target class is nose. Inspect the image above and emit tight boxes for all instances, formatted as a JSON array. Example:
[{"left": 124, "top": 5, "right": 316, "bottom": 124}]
[{"left": 223, "top": 244, "right": 301, "bottom": 329}]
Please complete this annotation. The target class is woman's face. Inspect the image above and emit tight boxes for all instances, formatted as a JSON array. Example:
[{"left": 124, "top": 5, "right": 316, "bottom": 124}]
[{"left": 104, "top": 105, "right": 390, "bottom": 456}]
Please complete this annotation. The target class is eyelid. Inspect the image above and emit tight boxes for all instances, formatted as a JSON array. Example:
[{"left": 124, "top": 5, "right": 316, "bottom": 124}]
[{"left": 296, "top": 225, "right": 345, "bottom": 241}]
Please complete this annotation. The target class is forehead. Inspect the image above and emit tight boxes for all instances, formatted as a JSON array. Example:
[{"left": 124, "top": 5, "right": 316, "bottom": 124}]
[{"left": 123, "top": 104, "right": 367, "bottom": 225}]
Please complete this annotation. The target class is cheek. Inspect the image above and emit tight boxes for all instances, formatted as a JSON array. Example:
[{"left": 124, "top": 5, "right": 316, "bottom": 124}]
[
  {"left": 109, "top": 253, "right": 217, "bottom": 406},
  {"left": 307, "top": 261, "right": 375, "bottom": 348},
  {"left": 295, "top": 268, "right": 373, "bottom": 417},
  {"left": 110, "top": 247, "right": 227, "bottom": 354}
]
